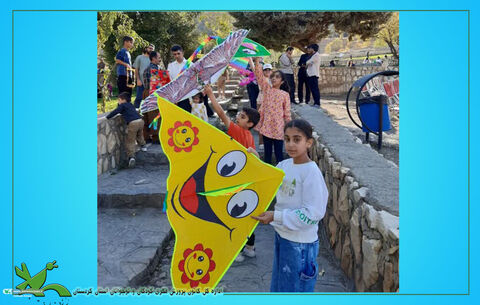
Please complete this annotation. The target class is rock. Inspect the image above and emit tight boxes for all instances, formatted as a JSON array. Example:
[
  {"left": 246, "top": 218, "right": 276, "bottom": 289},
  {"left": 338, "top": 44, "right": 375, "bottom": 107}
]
[
  {"left": 339, "top": 184, "right": 348, "bottom": 202},
  {"left": 338, "top": 196, "right": 351, "bottom": 225},
  {"left": 105, "top": 120, "right": 111, "bottom": 135},
  {"left": 107, "top": 132, "right": 117, "bottom": 153},
  {"left": 348, "top": 181, "right": 359, "bottom": 192},
  {"left": 354, "top": 265, "right": 365, "bottom": 292},
  {"left": 353, "top": 187, "right": 368, "bottom": 203},
  {"left": 341, "top": 236, "right": 353, "bottom": 278},
  {"left": 332, "top": 183, "right": 339, "bottom": 219},
  {"left": 350, "top": 207, "right": 362, "bottom": 264},
  {"left": 340, "top": 167, "right": 350, "bottom": 180},
  {"left": 365, "top": 205, "right": 378, "bottom": 229},
  {"left": 332, "top": 162, "right": 341, "bottom": 178},
  {"left": 103, "top": 158, "right": 109, "bottom": 173},
  {"left": 328, "top": 216, "right": 338, "bottom": 246},
  {"left": 388, "top": 246, "right": 399, "bottom": 255},
  {"left": 364, "top": 205, "right": 399, "bottom": 241},
  {"left": 98, "top": 159, "right": 103, "bottom": 176},
  {"left": 355, "top": 137, "right": 362, "bottom": 144},
  {"left": 334, "top": 231, "right": 343, "bottom": 259},
  {"left": 362, "top": 236, "right": 382, "bottom": 289},
  {"left": 383, "top": 262, "right": 394, "bottom": 292},
  {"left": 98, "top": 134, "right": 107, "bottom": 155}
]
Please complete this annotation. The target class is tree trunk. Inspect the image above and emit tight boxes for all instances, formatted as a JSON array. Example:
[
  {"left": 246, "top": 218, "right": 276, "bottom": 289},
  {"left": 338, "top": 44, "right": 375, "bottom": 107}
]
[{"left": 385, "top": 40, "right": 399, "bottom": 61}]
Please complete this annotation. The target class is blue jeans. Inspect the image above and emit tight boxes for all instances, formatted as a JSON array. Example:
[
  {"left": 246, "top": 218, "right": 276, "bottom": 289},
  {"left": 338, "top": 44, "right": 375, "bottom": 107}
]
[
  {"left": 133, "top": 85, "right": 144, "bottom": 108},
  {"left": 270, "top": 232, "right": 319, "bottom": 292}
]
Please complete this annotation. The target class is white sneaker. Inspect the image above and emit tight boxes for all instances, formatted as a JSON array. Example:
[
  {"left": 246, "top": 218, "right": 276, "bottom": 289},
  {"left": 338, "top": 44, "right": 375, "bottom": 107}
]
[
  {"left": 242, "top": 247, "right": 256, "bottom": 258},
  {"left": 234, "top": 254, "right": 245, "bottom": 262},
  {"left": 128, "top": 157, "right": 136, "bottom": 168},
  {"left": 141, "top": 145, "right": 148, "bottom": 152}
]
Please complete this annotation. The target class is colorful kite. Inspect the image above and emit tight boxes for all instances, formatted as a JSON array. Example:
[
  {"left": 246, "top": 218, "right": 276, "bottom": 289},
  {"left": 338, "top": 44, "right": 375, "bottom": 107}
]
[
  {"left": 229, "top": 57, "right": 258, "bottom": 86},
  {"left": 157, "top": 97, "right": 284, "bottom": 291},
  {"left": 140, "top": 29, "right": 249, "bottom": 115},
  {"left": 179, "top": 36, "right": 219, "bottom": 75},
  {"left": 215, "top": 37, "right": 271, "bottom": 58}
]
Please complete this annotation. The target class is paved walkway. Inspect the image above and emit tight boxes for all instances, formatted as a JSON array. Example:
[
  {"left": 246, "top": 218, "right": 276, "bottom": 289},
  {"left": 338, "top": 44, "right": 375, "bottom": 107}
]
[
  {"left": 98, "top": 208, "right": 171, "bottom": 287},
  {"left": 147, "top": 223, "right": 354, "bottom": 292}
]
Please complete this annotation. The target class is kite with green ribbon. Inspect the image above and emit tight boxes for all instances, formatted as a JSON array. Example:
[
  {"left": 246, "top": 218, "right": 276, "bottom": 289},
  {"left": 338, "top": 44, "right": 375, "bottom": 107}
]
[{"left": 215, "top": 37, "right": 271, "bottom": 58}]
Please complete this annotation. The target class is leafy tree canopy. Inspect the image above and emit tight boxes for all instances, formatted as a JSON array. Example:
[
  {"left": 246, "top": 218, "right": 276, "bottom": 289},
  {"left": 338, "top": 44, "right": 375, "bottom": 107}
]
[
  {"left": 229, "top": 12, "right": 391, "bottom": 52},
  {"left": 125, "top": 12, "right": 201, "bottom": 66}
]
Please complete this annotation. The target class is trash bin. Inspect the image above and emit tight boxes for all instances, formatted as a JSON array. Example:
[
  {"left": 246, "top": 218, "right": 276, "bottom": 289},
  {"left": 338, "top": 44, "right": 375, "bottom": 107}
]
[{"left": 357, "top": 95, "right": 391, "bottom": 133}]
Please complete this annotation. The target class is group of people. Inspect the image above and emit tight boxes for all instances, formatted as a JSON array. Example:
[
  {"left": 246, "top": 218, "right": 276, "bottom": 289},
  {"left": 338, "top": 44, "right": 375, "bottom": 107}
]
[
  {"left": 105, "top": 36, "right": 328, "bottom": 292},
  {"left": 247, "top": 44, "right": 322, "bottom": 110}
]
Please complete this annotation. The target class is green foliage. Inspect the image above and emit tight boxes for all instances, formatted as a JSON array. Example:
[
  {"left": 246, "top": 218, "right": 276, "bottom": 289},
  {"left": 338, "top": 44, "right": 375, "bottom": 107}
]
[
  {"left": 97, "top": 12, "right": 148, "bottom": 86},
  {"left": 376, "top": 12, "right": 399, "bottom": 59},
  {"left": 230, "top": 12, "right": 391, "bottom": 52},
  {"left": 126, "top": 12, "right": 201, "bottom": 67},
  {"left": 197, "top": 12, "right": 235, "bottom": 40},
  {"left": 195, "top": 12, "right": 235, "bottom": 54}
]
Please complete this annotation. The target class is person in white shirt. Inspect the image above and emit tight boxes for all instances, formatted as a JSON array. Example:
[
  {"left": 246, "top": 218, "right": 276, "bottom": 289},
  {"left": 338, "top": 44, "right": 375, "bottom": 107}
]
[
  {"left": 305, "top": 44, "right": 321, "bottom": 107},
  {"left": 167, "top": 45, "right": 190, "bottom": 112},
  {"left": 278, "top": 46, "right": 297, "bottom": 104},
  {"left": 252, "top": 119, "right": 328, "bottom": 292}
]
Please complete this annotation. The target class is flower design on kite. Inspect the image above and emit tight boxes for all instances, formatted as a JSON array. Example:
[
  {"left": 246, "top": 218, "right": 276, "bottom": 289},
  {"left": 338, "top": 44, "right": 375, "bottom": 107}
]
[
  {"left": 178, "top": 243, "right": 216, "bottom": 288},
  {"left": 168, "top": 121, "right": 199, "bottom": 152}
]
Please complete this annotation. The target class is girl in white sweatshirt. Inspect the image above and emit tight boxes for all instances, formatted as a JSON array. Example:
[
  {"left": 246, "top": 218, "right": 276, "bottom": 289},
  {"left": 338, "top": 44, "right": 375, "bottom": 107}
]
[{"left": 252, "top": 119, "right": 328, "bottom": 292}]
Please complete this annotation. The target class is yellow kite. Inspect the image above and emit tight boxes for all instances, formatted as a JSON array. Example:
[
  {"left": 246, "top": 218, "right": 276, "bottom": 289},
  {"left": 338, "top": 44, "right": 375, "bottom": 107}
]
[{"left": 157, "top": 97, "right": 284, "bottom": 291}]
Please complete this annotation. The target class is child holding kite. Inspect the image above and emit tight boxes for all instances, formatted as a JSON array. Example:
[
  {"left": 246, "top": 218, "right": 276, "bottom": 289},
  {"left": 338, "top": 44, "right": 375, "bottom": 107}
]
[
  {"left": 252, "top": 119, "right": 328, "bottom": 292},
  {"left": 249, "top": 57, "right": 291, "bottom": 165},
  {"left": 204, "top": 84, "right": 261, "bottom": 261},
  {"left": 204, "top": 84, "right": 260, "bottom": 152}
]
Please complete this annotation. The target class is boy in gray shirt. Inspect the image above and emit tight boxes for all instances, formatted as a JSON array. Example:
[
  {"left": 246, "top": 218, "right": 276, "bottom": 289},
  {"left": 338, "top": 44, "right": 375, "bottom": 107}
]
[{"left": 133, "top": 44, "right": 154, "bottom": 108}]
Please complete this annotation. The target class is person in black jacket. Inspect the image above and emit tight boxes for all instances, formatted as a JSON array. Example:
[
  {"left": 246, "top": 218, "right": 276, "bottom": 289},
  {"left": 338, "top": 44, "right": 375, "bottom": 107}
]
[
  {"left": 106, "top": 92, "right": 147, "bottom": 168},
  {"left": 297, "top": 52, "right": 311, "bottom": 104}
]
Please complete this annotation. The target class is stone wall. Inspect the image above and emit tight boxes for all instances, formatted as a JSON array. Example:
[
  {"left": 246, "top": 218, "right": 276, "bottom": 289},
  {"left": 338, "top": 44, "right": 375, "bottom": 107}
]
[
  {"left": 311, "top": 142, "right": 399, "bottom": 292},
  {"left": 97, "top": 114, "right": 126, "bottom": 175},
  {"left": 293, "top": 106, "right": 399, "bottom": 292},
  {"left": 319, "top": 66, "right": 399, "bottom": 96}
]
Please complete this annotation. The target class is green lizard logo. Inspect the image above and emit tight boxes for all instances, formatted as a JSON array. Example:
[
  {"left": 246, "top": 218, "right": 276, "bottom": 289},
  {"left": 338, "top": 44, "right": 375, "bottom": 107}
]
[{"left": 15, "top": 260, "right": 71, "bottom": 297}]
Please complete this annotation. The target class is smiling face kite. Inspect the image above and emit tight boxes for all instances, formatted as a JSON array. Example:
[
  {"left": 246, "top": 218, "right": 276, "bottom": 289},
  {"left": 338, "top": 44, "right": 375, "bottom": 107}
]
[{"left": 157, "top": 97, "right": 284, "bottom": 291}]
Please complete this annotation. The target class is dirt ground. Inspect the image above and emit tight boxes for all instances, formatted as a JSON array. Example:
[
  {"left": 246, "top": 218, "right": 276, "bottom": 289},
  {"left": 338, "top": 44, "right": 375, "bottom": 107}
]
[{"left": 319, "top": 97, "right": 399, "bottom": 166}]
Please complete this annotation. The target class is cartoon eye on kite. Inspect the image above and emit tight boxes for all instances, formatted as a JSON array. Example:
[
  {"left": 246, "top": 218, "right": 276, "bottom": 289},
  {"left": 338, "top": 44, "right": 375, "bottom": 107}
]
[
  {"left": 226, "top": 189, "right": 259, "bottom": 218},
  {"left": 216, "top": 151, "right": 247, "bottom": 177},
  {"left": 242, "top": 49, "right": 256, "bottom": 55}
]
